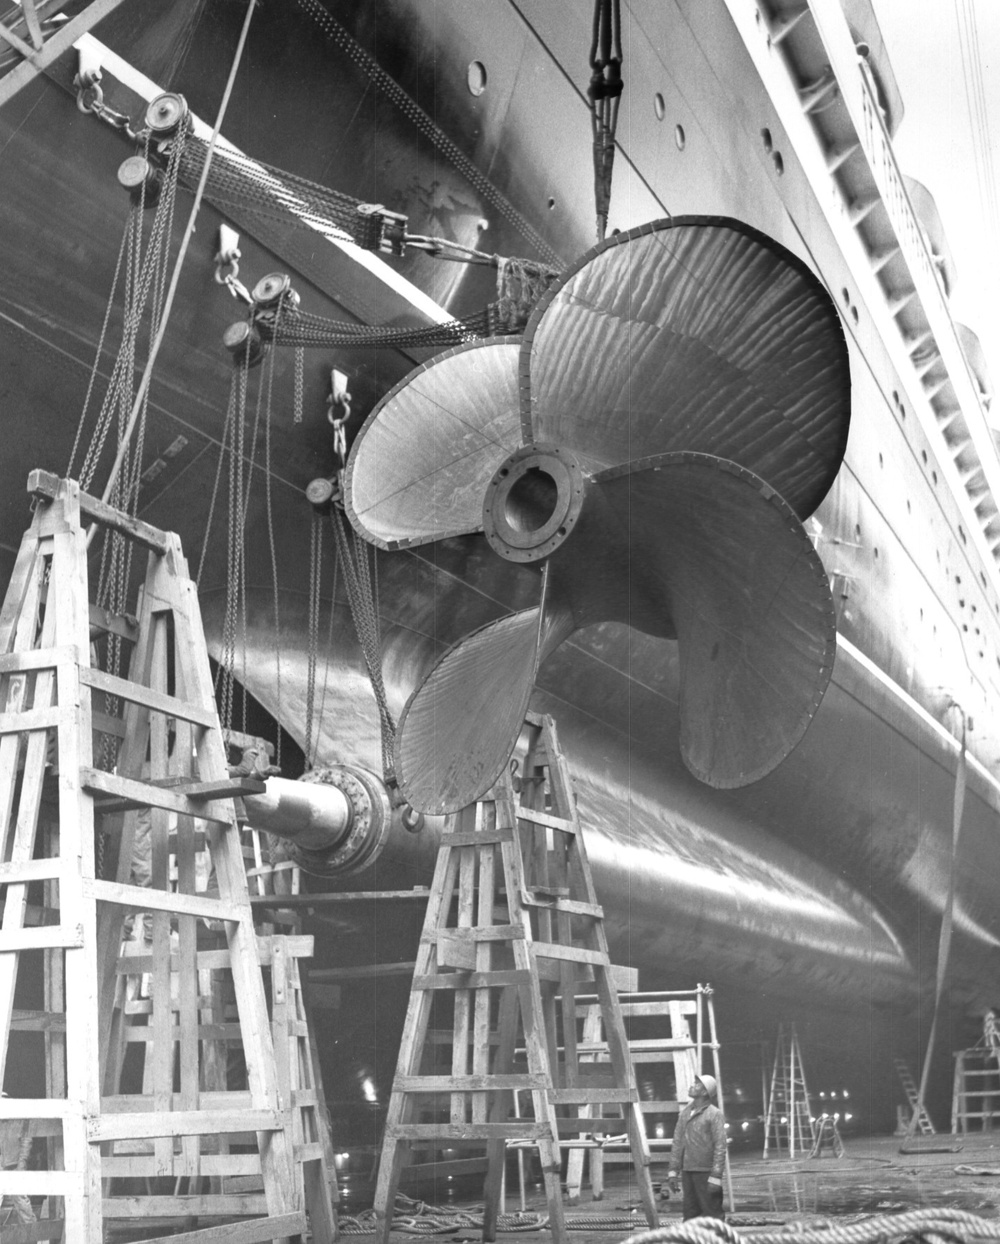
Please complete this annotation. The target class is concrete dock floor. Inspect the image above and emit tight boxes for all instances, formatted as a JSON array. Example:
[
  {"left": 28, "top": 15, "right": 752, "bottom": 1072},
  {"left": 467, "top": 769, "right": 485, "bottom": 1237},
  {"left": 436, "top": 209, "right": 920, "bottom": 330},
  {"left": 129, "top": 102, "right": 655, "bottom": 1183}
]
[{"left": 345, "top": 1134, "right": 1000, "bottom": 1241}]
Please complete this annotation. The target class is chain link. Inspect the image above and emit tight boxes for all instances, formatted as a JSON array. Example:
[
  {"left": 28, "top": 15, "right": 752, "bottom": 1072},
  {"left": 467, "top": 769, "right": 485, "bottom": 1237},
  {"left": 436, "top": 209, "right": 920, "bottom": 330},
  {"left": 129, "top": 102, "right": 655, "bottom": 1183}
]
[{"left": 294, "top": 0, "right": 564, "bottom": 270}]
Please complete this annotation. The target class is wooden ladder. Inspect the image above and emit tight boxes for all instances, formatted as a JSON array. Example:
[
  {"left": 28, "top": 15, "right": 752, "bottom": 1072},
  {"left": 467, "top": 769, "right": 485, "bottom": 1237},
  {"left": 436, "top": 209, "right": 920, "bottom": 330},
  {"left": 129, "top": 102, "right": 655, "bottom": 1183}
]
[
  {"left": 373, "top": 712, "right": 658, "bottom": 1244},
  {"left": 894, "top": 1057, "right": 936, "bottom": 1135},
  {"left": 763, "top": 1023, "right": 816, "bottom": 1159},
  {"left": 0, "top": 472, "right": 310, "bottom": 1241},
  {"left": 565, "top": 985, "right": 733, "bottom": 1210}
]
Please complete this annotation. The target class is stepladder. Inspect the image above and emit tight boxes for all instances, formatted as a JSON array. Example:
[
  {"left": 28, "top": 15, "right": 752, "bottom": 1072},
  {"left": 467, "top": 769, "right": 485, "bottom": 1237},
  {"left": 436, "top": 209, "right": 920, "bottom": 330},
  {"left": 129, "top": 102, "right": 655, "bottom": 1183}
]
[
  {"left": 0, "top": 472, "right": 316, "bottom": 1242},
  {"left": 764, "top": 1023, "right": 815, "bottom": 1159},
  {"left": 373, "top": 712, "right": 658, "bottom": 1244}
]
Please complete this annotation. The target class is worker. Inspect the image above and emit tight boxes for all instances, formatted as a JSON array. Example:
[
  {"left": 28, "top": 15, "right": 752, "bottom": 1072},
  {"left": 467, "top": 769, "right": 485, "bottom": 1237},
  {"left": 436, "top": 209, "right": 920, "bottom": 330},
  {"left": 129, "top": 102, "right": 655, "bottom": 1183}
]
[{"left": 668, "top": 1073, "right": 727, "bottom": 1220}]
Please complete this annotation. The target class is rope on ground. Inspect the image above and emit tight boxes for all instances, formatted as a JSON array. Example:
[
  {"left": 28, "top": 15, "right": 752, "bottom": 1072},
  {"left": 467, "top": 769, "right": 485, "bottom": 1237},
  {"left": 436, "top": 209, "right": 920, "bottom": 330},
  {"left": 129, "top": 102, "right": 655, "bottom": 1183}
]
[{"left": 623, "top": 1208, "right": 1000, "bottom": 1244}]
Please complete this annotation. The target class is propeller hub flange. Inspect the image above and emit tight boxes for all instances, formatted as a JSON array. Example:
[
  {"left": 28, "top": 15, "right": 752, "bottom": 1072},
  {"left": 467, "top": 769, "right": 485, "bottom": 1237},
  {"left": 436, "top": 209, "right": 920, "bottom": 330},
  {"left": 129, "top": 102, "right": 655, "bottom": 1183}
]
[{"left": 482, "top": 444, "right": 585, "bottom": 563}]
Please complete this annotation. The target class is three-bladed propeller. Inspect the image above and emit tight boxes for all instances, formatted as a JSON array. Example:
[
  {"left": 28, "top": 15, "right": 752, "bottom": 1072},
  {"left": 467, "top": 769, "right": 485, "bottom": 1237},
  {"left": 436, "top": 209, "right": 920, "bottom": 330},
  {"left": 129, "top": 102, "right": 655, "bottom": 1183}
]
[{"left": 346, "top": 217, "right": 851, "bottom": 814}]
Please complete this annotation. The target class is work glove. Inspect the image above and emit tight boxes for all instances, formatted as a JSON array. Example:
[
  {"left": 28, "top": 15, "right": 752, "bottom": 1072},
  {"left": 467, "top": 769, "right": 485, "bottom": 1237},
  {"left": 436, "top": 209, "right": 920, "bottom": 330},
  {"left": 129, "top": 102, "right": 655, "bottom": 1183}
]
[{"left": 668, "top": 1173, "right": 680, "bottom": 1194}]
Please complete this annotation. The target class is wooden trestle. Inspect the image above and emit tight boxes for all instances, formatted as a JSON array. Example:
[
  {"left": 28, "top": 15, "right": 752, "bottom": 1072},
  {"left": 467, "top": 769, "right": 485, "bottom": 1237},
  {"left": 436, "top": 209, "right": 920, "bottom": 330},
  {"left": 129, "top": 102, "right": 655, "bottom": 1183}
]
[
  {"left": 0, "top": 472, "right": 331, "bottom": 1241},
  {"left": 373, "top": 713, "right": 658, "bottom": 1244}
]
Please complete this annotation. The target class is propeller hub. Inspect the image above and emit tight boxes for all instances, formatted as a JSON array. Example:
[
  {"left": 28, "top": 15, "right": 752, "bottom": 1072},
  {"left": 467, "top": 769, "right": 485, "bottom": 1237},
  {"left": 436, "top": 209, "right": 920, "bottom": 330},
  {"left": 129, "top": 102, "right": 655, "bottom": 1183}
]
[{"left": 482, "top": 444, "right": 585, "bottom": 563}]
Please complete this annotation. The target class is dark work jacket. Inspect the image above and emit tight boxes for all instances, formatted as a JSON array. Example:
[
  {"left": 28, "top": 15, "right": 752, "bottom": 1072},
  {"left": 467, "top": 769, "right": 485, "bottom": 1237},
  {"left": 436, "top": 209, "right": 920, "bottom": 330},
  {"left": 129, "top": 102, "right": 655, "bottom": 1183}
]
[{"left": 669, "top": 1100, "right": 726, "bottom": 1177}]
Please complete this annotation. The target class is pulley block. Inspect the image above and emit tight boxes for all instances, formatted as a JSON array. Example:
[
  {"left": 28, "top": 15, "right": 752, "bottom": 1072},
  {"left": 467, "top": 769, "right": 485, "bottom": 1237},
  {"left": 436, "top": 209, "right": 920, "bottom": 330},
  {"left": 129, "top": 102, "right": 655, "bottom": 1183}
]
[
  {"left": 117, "top": 156, "right": 162, "bottom": 206},
  {"left": 145, "top": 92, "right": 190, "bottom": 137}
]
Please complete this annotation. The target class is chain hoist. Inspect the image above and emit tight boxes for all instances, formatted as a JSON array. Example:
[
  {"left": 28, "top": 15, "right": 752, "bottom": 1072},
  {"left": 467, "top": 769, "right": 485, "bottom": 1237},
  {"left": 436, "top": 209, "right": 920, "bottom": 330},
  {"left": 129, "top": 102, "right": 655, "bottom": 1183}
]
[{"left": 588, "top": 0, "right": 623, "bottom": 243}]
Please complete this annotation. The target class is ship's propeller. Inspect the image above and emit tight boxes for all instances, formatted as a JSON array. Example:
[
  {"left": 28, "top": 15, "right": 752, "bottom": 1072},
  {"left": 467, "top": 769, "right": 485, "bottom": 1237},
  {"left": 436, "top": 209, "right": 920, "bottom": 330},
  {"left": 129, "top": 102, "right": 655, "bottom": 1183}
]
[{"left": 345, "top": 217, "right": 851, "bottom": 813}]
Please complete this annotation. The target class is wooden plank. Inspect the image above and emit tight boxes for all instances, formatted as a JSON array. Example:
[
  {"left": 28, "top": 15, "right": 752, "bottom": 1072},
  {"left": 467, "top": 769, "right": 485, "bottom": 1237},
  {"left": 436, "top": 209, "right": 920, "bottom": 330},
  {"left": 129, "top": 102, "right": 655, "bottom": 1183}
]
[
  {"left": 103, "top": 1195, "right": 268, "bottom": 1217},
  {"left": 0, "top": 1221, "right": 65, "bottom": 1243},
  {"left": 516, "top": 807, "right": 577, "bottom": 833},
  {"left": 102, "top": 1152, "right": 262, "bottom": 1177},
  {"left": 0, "top": 1170, "right": 77, "bottom": 1195},
  {"left": 395, "top": 1074, "right": 549, "bottom": 1092},
  {"left": 0, "top": 858, "right": 62, "bottom": 883},
  {"left": 254, "top": 888, "right": 429, "bottom": 907},
  {"left": 181, "top": 777, "right": 267, "bottom": 800},
  {"left": 0, "top": 1097, "right": 75, "bottom": 1117},
  {"left": 89, "top": 602, "right": 139, "bottom": 643},
  {"left": 10, "top": 1008, "right": 65, "bottom": 1032},
  {"left": 28, "top": 470, "right": 171, "bottom": 554},
  {"left": 81, "top": 768, "right": 231, "bottom": 824},
  {"left": 440, "top": 828, "right": 514, "bottom": 847},
  {"left": 84, "top": 877, "right": 243, "bottom": 922},
  {"left": 388, "top": 1122, "right": 555, "bottom": 1140},
  {"left": 117, "top": 935, "right": 313, "bottom": 974},
  {"left": 521, "top": 893, "right": 603, "bottom": 917},
  {"left": 0, "top": 923, "right": 84, "bottom": 952},
  {"left": 0, "top": 645, "right": 80, "bottom": 675},
  {"left": 0, "top": 704, "right": 61, "bottom": 733},
  {"left": 87, "top": 1108, "right": 283, "bottom": 1141},
  {"left": 100, "top": 1090, "right": 255, "bottom": 1112},
  {"left": 550, "top": 1087, "right": 638, "bottom": 1104},
  {"left": 531, "top": 942, "right": 605, "bottom": 964},
  {"left": 555, "top": 1117, "right": 638, "bottom": 1134},
  {"left": 79, "top": 668, "right": 217, "bottom": 726},
  {"left": 620, "top": 1000, "right": 697, "bottom": 1017},
  {"left": 125, "top": 1212, "right": 308, "bottom": 1244},
  {"left": 428, "top": 924, "right": 523, "bottom": 942},
  {"left": 413, "top": 970, "right": 534, "bottom": 990},
  {"left": 92, "top": 710, "right": 127, "bottom": 738}
]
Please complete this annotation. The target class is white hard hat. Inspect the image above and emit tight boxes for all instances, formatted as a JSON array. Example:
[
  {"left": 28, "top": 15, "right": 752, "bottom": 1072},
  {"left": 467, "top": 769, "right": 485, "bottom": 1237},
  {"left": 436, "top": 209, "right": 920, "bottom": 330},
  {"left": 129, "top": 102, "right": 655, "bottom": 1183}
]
[{"left": 694, "top": 1074, "right": 717, "bottom": 1097}]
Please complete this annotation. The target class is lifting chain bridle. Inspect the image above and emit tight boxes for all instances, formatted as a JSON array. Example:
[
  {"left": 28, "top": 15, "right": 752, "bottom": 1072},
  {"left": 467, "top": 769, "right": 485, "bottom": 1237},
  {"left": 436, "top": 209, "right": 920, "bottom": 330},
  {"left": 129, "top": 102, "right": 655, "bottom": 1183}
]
[{"left": 589, "top": 0, "right": 623, "bottom": 244}]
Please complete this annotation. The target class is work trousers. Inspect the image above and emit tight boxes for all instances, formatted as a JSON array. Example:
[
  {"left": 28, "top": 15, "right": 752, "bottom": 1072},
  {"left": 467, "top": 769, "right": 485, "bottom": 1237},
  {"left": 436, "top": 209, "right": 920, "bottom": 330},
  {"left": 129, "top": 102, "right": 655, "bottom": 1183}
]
[{"left": 681, "top": 1170, "right": 725, "bottom": 1221}]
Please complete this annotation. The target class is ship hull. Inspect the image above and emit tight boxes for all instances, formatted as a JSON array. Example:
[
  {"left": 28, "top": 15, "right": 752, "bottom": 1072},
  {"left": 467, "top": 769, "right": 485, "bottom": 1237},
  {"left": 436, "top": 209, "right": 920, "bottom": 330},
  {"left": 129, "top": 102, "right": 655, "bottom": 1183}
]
[{"left": 0, "top": 0, "right": 997, "bottom": 1136}]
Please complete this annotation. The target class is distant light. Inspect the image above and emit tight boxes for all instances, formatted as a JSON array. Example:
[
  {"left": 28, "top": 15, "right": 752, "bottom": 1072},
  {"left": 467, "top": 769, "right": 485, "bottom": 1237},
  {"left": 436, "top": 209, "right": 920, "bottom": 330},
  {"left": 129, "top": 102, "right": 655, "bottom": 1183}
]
[
  {"left": 843, "top": 1089, "right": 850, "bottom": 1098},
  {"left": 741, "top": 1121, "right": 749, "bottom": 1131},
  {"left": 845, "top": 1113, "right": 853, "bottom": 1121},
  {"left": 655, "top": 1123, "right": 665, "bottom": 1139},
  {"left": 809, "top": 1117, "right": 816, "bottom": 1124},
  {"left": 833, "top": 1112, "right": 840, "bottom": 1122},
  {"left": 780, "top": 1116, "right": 788, "bottom": 1125},
  {"left": 724, "top": 1122, "right": 730, "bottom": 1130},
  {"left": 819, "top": 1091, "right": 826, "bottom": 1098},
  {"left": 361, "top": 1077, "right": 377, "bottom": 1103},
  {"left": 830, "top": 1090, "right": 838, "bottom": 1098}
]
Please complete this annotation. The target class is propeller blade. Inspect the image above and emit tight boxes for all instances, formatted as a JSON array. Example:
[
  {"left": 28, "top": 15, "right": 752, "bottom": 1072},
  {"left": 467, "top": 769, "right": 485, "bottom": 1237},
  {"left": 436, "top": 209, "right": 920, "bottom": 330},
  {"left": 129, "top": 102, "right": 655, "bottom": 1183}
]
[
  {"left": 585, "top": 453, "right": 838, "bottom": 786},
  {"left": 344, "top": 338, "right": 522, "bottom": 549},
  {"left": 522, "top": 217, "right": 850, "bottom": 518},
  {"left": 394, "top": 605, "right": 553, "bottom": 814}
]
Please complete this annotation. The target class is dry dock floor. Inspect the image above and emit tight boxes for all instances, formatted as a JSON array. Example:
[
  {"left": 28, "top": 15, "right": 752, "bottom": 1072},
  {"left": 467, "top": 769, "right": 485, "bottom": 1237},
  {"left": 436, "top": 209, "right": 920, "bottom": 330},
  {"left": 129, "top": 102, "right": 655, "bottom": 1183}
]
[{"left": 354, "top": 1135, "right": 1000, "bottom": 1242}]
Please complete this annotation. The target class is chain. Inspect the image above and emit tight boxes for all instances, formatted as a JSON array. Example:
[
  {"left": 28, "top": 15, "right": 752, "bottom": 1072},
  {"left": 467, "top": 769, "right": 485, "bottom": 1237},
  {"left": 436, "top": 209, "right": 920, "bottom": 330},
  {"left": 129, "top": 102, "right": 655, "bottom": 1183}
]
[
  {"left": 198, "top": 367, "right": 238, "bottom": 590},
  {"left": 293, "top": 346, "right": 305, "bottom": 422},
  {"left": 330, "top": 506, "right": 396, "bottom": 786},
  {"left": 294, "top": 0, "right": 564, "bottom": 269},
  {"left": 75, "top": 76, "right": 141, "bottom": 140},
  {"left": 304, "top": 510, "right": 323, "bottom": 769},
  {"left": 263, "top": 317, "right": 283, "bottom": 769},
  {"left": 269, "top": 305, "right": 492, "bottom": 350},
  {"left": 220, "top": 355, "right": 250, "bottom": 737}
]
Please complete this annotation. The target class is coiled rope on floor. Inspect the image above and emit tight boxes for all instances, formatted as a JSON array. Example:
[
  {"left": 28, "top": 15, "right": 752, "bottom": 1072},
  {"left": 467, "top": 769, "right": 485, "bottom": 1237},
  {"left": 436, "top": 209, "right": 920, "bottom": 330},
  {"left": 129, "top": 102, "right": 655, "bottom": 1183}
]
[{"left": 623, "top": 1208, "right": 1000, "bottom": 1244}]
